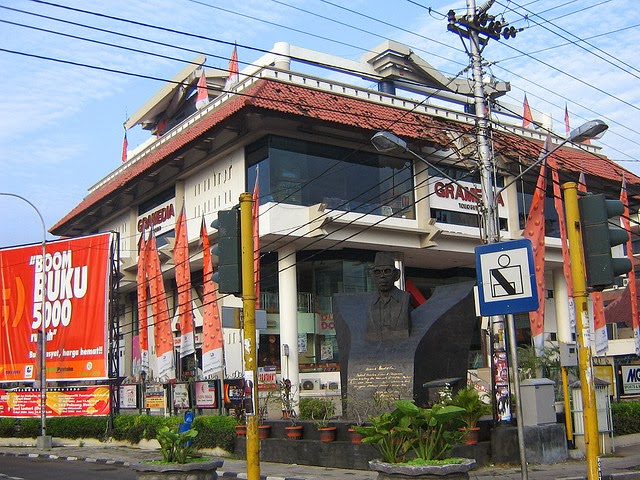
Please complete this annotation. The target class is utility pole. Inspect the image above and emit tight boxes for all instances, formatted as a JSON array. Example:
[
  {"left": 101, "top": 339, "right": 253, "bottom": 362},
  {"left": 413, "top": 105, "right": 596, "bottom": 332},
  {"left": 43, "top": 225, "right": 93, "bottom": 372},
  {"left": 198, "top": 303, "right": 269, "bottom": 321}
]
[
  {"left": 448, "top": 2, "right": 526, "bottom": 478},
  {"left": 240, "top": 192, "right": 260, "bottom": 480}
]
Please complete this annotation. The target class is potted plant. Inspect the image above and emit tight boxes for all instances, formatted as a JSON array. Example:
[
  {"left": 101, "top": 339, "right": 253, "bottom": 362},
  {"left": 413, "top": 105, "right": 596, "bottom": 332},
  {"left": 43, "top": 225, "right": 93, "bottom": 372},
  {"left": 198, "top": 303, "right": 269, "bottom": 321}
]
[
  {"left": 130, "top": 425, "right": 223, "bottom": 479},
  {"left": 448, "top": 385, "right": 491, "bottom": 445},
  {"left": 355, "top": 399, "right": 476, "bottom": 479},
  {"left": 232, "top": 405, "right": 247, "bottom": 437},
  {"left": 257, "top": 387, "right": 277, "bottom": 439},
  {"left": 300, "top": 397, "right": 336, "bottom": 442},
  {"left": 280, "top": 379, "right": 303, "bottom": 439},
  {"left": 343, "top": 390, "right": 393, "bottom": 444}
]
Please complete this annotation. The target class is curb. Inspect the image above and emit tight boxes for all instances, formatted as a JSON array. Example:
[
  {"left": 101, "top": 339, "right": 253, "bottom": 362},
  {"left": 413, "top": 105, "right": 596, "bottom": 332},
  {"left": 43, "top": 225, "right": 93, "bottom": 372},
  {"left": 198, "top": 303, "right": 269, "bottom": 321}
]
[{"left": 0, "top": 451, "right": 307, "bottom": 480}]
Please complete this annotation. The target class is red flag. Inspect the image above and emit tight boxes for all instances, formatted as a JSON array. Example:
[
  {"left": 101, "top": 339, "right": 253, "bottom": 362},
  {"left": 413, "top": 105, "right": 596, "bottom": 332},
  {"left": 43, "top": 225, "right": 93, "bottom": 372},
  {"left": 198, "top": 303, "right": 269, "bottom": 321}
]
[
  {"left": 225, "top": 45, "right": 239, "bottom": 90},
  {"left": 564, "top": 104, "right": 570, "bottom": 136},
  {"left": 252, "top": 169, "right": 260, "bottom": 309},
  {"left": 145, "top": 231, "right": 175, "bottom": 380},
  {"left": 195, "top": 70, "right": 208, "bottom": 110},
  {"left": 522, "top": 95, "right": 533, "bottom": 128},
  {"left": 523, "top": 135, "right": 550, "bottom": 356},
  {"left": 121, "top": 129, "right": 128, "bottom": 163},
  {"left": 137, "top": 232, "right": 149, "bottom": 373},
  {"left": 174, "top": 206, "right": 195, "bottom": 358},
  {"left": 200, "top": 217, "right": 224, "bottom": 376},
  {"left": 621, "top": 177, "right": 640, "bottom": 355}
]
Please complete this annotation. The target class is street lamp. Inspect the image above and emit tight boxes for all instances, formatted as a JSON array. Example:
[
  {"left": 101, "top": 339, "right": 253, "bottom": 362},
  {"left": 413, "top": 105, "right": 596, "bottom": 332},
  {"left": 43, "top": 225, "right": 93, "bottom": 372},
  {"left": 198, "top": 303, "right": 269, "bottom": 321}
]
[
  {"left": 0, "top": 193, "right": 50, "bottom": 449},
  {"left": 371, "top": 131, "right": 483, "bottom": 203}
]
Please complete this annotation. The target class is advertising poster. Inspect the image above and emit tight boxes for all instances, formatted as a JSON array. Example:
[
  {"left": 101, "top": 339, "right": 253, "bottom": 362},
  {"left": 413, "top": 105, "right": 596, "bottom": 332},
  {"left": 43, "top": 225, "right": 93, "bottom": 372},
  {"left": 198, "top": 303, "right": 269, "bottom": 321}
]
[
  {"left": 119, "top": 384, "right": 138, "bottom": 409},
  {"left": 223, "top": 378, "right": 254, "bottom": 414},
  {"left": 0, "top": 386, "right": 110, "bottom": 417},
  {"left": 195, "top": 380, "right": 217, "bottom": 408},
  {"left": 257, "top": 366, "right": 277, "bottom": 391},
  {"left": 145, "top": 385, "right": 166, "bottom": 410},
  {"left": 172, "top": 382, "right": 190, "bottom": 409},
  {"left": 0, "top": 233, "right": 112, "bottom": 382}
]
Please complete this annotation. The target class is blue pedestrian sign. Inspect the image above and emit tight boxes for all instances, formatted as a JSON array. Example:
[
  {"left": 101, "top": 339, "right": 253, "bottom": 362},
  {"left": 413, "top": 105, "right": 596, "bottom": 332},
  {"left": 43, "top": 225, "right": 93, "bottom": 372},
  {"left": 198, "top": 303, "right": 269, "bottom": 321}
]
[{"left": 475, "top": 238, "right": 539, "bottom": 316}]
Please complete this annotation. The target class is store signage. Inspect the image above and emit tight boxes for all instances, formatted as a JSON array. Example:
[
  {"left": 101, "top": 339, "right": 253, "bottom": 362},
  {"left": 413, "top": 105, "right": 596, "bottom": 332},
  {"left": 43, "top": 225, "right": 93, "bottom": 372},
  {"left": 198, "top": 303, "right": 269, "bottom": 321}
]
[
  {"left": 621, "top": 365, "right": 640, "bottom": 394},
  {"left": 429, "top": 176, "right": 508, "bottom": 216},
  {"left": 137, "top": 198, "right": 176, "bottom": 236}
]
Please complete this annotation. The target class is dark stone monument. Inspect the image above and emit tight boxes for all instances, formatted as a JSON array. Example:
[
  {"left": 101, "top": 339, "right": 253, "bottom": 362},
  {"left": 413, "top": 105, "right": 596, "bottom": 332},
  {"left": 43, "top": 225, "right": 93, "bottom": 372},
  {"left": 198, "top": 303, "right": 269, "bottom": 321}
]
[{"left": 334, "top": 254, "right": 477, "bottom": 408}]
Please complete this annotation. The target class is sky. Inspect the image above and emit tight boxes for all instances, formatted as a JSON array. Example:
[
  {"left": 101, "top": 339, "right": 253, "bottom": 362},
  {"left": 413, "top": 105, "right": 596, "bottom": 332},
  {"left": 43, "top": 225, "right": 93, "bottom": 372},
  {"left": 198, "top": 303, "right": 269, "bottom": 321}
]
[{"left": 1, "top": 0, "right": 639, "bottom": 247}]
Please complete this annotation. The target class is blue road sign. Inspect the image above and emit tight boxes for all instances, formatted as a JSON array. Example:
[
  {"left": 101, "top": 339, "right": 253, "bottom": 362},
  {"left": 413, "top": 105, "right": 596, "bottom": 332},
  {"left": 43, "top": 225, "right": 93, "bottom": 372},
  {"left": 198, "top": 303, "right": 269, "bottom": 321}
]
[{"left": 475, "top": 238, "right": 539, "bottom": 316}]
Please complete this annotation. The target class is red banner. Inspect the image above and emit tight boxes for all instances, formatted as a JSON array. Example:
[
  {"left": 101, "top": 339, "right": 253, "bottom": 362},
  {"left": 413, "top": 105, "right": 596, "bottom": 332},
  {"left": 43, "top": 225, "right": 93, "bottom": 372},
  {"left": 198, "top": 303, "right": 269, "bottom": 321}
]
[
  {"left": 0, "top": 233, "right": 111, "bottom": 382},
  {"left": 0, "top": 386, "right": 110, "bottom": 417}
]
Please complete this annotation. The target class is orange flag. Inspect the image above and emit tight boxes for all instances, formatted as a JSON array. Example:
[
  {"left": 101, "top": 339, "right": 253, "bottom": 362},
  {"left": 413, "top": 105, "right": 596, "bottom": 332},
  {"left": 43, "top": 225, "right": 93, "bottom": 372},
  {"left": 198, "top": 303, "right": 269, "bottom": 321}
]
[
  {"left": 174, "top": 206, "right": 195, "bottom": 358},
  {"left": 225, "top": 45, "right": 239, "bottom": 90},
  {"left": 121, "top": 129, "right": 128, "bottom": 163},
  {"left": 200, "top": 217, "right": 224, "bottom": 376},
  {"left": 523, "top": 136, "right": 550, "bottom": 356},
  {"left": 136, "top": 232, "right": 149, "bottom": 373},
  {"left": 145, "top": 231, "right": 175, "bottom": 380},
  {"left": 522, "top": 95, "right": 533, "bottom": 128},
  {"left": 195, "top": 70, "right": 208, "bottom": 110},
  {"left": 621, "top": 177, "right": 640, "bottom": 355},
  {"left": 252, "top": 170, "right": 260, "bottom": 309}
]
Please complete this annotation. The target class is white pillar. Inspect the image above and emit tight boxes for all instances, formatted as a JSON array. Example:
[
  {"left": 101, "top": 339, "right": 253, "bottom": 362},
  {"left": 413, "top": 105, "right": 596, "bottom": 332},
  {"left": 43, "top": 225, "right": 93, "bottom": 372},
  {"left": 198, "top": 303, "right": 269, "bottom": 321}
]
[
  {"left": 553, "top": 268, "right": 575, "bottom": 343},
  {"left": 278, "top": 245, "right": 299, "bottom": 399}
]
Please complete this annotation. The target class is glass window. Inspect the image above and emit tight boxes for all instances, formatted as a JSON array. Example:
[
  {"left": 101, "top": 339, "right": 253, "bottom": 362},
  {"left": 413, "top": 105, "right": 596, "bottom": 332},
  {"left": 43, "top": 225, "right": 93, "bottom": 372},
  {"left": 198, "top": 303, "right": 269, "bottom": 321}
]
[
  {"left": 246, "top": 136, "right": 415, "bottom": 219},
  {"left": 516, "top": 172, "right": 561, "bottom": 238}
]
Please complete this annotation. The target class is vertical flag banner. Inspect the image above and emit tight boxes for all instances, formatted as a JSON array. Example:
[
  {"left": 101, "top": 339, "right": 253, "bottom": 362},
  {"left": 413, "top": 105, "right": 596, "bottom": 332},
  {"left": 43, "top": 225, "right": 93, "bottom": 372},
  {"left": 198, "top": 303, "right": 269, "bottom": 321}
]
[
  {"left": 0, "top": 233, "right": 111, "bottom": 382},
  {"left": 174, "top": 206, "right": 195, "bottom": 358},
  {"left": 145, "top": 232, "right": 175, "bottom": 380},
  {"left": 564, "top": 104, "right": 571, "bottom": 136},
  {"left": 225, "top": 45, "right": 239, "bottom": 90},
  {"left": 522, "top": 95, "right": 533, "bottom": 128},
  {"left": 621, "top": 178, "right": 640, "bottom": 355},
  {"left": 549, "top": 158, "right": 576, "bottom": 332},
  {"left": 121, "top": 129, "right": 128, "bottom": 163},
  {"left": 523, "top": 136, "right": 550, "bottom": 356},
  {"left": 137, "top": 233, "right": 149, "bottom": 372},
  {"left": 200, "top": 217, "right": 224, "bottom": 376},
  {"left": 252, "top": 170, "right": 261, "bottom": 309},
  {"left": 195, "top": 70, "right": 209, "bottom": 110}
]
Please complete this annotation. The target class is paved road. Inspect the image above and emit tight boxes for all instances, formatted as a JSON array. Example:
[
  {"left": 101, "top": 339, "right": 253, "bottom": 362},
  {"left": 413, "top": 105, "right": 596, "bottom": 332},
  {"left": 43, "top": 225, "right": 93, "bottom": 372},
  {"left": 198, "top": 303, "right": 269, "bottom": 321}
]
[{"left": 2, "top": 435, "right": 640, "bottom": 480}]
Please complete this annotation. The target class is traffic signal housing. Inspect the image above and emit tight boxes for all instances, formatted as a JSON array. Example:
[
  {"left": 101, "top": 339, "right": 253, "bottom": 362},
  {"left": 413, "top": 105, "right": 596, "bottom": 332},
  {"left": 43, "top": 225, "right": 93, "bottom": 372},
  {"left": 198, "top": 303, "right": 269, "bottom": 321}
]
[
  {"left": 211, "top": 208, "right": 242, "bottom": 295},
  {"left": 578, "top": 193, "right": 632, "bottom": 291}
]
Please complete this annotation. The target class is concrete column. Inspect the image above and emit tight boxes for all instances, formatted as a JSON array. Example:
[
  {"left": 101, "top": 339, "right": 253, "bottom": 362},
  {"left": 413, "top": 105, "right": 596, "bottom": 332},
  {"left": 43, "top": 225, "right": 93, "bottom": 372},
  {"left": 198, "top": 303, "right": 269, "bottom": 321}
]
[
  {"left": 273, "top": 42, "right": 291, "bottom": 70},
  {"left": 278, "top": 245, "right": 299, "bottom": 401},
  {"left": 553, "top": 268, "right": 575, "bottom": 343}
]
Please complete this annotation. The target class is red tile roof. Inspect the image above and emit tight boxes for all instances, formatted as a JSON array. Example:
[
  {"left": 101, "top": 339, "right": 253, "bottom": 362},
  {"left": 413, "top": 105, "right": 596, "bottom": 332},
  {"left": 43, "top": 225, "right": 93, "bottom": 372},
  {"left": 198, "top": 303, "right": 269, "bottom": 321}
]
[{"left": 51, "top": 78, "right": 640, "bottom": 233}]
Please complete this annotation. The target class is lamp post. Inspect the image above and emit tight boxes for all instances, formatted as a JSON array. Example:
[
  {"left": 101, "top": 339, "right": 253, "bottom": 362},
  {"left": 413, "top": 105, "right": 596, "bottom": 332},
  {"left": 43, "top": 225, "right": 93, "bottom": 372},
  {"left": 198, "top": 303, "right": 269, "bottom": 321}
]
[{"left": 0, "top": 193, "right": 50, "bottom": 449}]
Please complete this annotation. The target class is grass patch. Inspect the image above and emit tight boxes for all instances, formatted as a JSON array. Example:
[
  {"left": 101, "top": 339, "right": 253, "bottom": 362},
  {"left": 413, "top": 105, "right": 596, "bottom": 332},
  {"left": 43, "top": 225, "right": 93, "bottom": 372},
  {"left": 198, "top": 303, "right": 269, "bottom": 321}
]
[{"left": 403, "top": 457, "right": 468, "bottom": 466}]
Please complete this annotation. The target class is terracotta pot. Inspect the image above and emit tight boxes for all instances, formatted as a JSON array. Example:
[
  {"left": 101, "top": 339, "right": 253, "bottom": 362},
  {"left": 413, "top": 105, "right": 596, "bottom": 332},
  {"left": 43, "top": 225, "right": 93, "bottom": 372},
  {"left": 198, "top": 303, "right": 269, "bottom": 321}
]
[
  {"left": 318, "top": 426, "right": 337, "bottom": 442},
  {"left": 258, "top": 425, "right": 271, "bottom": 439},
  {"left": 459, "top": 426, "right": 480, "bottom": 445},
  {"left": 285, "top": 425, "right": 303, "bottom": 439},
  {"left": 348, "top": 427, "right": 364, "bottom": 444},
  {"left": 235, "top": 425, "right": 247, "bottom": 437}
]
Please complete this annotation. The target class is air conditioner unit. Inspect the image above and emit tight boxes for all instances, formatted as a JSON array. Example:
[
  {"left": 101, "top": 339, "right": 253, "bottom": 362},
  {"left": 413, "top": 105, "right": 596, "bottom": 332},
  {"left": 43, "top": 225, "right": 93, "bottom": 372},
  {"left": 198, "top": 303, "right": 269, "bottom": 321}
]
[{"left": 301, "top": 378, "right": 321, "bottom": 390}]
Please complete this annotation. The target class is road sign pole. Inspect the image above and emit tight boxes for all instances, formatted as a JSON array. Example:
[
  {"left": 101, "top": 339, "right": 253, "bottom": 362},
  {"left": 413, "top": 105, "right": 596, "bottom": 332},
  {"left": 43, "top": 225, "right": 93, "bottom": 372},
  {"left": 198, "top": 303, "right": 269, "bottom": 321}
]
[{"left": 562, "top": 182, "right": 601, "bottom": 480}]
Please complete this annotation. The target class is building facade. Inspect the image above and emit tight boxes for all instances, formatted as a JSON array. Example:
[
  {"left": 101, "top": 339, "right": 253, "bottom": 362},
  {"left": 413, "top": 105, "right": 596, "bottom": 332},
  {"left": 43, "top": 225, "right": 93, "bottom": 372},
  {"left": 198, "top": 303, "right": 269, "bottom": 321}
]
[{"left": 51, "top": 41, "right": 640, "bottom": 407}]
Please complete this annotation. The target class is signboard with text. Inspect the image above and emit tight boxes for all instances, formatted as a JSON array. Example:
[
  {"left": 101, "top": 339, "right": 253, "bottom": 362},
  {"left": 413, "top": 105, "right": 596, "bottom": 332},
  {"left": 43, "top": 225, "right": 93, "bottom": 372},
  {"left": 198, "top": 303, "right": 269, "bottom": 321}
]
[
  {"left": 0, "top": 386, "right": 110, "bottom": 417},
  {"left": 0, "top": 233, "right": 112, "bottom": 382}
]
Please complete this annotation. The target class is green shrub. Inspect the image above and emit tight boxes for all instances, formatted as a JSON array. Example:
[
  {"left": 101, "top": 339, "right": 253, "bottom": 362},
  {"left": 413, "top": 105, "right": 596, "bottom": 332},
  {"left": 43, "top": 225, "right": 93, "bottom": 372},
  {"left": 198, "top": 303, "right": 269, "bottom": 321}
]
[
  {"left": 299, "top": 397, "right": 335, "bottom": 422},
  {"left": 613, "top": 401, "right": 640, "bottom": 435},
  {"left": 192, "top": 415, "right": 236, "bottom": 452},
  {"left": 47, "top": 416, "right": 108, "bottom": 439},
  {"left": 111, "top": 414, "right": 179, "bottom": 444}
]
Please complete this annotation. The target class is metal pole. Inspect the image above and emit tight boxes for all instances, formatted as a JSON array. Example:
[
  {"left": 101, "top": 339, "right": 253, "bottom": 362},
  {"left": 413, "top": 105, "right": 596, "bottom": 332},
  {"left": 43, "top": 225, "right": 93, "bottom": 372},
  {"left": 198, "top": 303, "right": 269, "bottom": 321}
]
[
  {"left": 562, "top": 366, "right": 574, "bottom": 446},
  {"left": 0, "top": 193, "right": 48, "bottom": 447},
  {"left": 507, "top": 314, "right": 528, "bottom": 480},
  {"left": 240, "top": 192, "right": 260, "bottom": 480},
  {"left": 562, "top": 182, "right": 601, "bottom": 480}
]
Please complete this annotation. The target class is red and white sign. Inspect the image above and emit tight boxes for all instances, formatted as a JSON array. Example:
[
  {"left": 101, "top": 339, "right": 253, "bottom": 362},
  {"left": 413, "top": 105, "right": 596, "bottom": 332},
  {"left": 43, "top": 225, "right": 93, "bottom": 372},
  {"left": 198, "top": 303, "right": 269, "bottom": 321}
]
[
  {"left": 137, "top": 198, "right": 176, "bottom": 236},
  {"left": 0, "top": 233, "right": 111, "bottom": 382},
  {"left": 428, "top": 177, "right": 508, "bottom": 217},
  {"left": 0, "top": 386, "right": 110, "bottom": 417}
]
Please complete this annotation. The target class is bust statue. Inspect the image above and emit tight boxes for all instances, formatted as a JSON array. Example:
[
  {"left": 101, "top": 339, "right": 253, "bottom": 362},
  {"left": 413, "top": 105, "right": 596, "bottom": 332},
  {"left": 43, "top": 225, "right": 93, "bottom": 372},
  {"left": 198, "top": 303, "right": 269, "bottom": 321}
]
[{"left": 365, "top": 252, "right": 412, "bottom": 342}]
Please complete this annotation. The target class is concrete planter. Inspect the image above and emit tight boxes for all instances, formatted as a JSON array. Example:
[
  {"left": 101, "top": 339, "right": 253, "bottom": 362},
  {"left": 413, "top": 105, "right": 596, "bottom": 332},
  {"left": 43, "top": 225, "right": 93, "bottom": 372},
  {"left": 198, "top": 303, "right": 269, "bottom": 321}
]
[
  {"left": 131, "top": 459, "right": 223, "bottom": 480},
  {"left": 368, "top": 458, "right": 476, "bottom": 480}
]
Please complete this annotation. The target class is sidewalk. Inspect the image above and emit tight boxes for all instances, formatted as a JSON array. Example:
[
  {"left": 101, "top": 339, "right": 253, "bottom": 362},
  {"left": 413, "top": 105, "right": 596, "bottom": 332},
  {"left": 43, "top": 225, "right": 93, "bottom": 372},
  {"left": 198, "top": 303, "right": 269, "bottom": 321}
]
[{"left": 2, "top": 436, "right": 640, "bottom": 480}]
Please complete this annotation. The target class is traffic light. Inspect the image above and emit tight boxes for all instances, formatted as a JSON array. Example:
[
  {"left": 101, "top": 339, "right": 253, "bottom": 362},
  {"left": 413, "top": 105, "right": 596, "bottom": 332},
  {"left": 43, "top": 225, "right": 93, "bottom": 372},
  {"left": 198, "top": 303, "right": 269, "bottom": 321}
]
[
  {"left": 578, "top": 193, "right": 632, "bottom": 291},
  {"left": 211, "top": 208, "right": 242, "bottom": 295}
]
